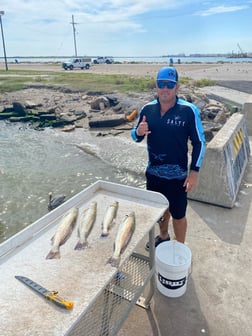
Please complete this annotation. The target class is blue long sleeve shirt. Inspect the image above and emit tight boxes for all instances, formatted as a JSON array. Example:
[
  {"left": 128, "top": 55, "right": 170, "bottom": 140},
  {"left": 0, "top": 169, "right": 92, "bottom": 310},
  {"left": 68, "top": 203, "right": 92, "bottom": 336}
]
[{"left": 131, "top": 97, "right": 205, "bottom": 180}]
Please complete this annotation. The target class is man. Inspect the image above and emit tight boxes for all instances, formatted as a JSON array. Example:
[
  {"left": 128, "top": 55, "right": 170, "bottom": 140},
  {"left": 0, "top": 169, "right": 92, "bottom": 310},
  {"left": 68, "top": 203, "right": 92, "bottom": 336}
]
[{"left": 131, "top": 66, "right": 205, "bottom": 250}]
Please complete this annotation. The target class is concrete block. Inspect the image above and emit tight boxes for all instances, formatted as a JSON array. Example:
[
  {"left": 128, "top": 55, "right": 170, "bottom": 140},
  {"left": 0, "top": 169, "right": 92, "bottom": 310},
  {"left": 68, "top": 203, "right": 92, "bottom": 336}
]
[
  {"left": 189, "top": 113, "right": 250, "bottom": 208},
  {"left": 243, "top": 94, "right": 252, "bottom": 136}
]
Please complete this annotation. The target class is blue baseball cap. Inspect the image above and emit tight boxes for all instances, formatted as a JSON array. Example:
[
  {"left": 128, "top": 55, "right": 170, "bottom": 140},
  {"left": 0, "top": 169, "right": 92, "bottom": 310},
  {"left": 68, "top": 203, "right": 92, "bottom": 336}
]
[{"left": 157, "top": 67, "right": 178, "bottom": 83}]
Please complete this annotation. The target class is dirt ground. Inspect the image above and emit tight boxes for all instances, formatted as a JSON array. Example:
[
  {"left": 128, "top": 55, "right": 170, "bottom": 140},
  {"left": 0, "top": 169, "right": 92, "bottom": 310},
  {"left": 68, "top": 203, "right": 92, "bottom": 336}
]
[{"left": 1, "top": 61, "right": 252, "bottom": 82}]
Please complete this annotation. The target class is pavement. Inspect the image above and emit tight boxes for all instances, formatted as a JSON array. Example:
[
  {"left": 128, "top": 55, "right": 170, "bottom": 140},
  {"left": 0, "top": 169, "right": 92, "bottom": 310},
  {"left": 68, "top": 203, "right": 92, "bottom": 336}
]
[
  {"left": 117, "top": 88, "right": 252, "bottom": 336},
  {"left": 199, "top": 86, "right": 251, "bottom": 108}
]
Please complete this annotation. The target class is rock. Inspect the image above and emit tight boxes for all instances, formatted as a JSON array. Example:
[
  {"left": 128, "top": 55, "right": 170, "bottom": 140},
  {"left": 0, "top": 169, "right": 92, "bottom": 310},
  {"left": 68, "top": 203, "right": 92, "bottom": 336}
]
[
  {"left": 0, "top": 112, "right": 17, "bottom": 120},
  {"left": 0, "top": 86, "right": 231, "bottom": 140},
  {"left": 203, "top": 129, "right": 214, "bottom": 142},
  {"left": 1, "top": 105, "right": 13, "bottom": 113},
  {"left": 13, "top": 102, "right": 26, "bottom": 116},
  {"left": 39, "top": 114, "right": 57, "bottom": 121},
  {"left": 89, "top": 115, "right": 126, "bottom": 128},
  {"left": 214, "top": 110, "right": 227, "bottom": 123},
  {"left": 99, "top": 102, "right": 105, "bottom": 110},
  {"left": 51, "top": 120, "right": 73, "bottom": 128},
  {"left": 105, "top": 95, "right": 119, "bottom": 106},
  {"left": 90, "top": 96, "right": 110, "bottom": 110},
  {"left": 25, "top": 100, "right": 42, "bottom": 108},
  {"left": 9, "top": 115, "right": 40, "bottom": 122},
  {"left": 59, "top": 114, "right": 77, "bottom": 123},
  {"left": 112, "top": 103, "right": 122, "bottom": 112},
  {"left": 202, "top": 102, "right": 227, "bottom": 121},
  {"left": 74, "top": 119, "right": 85, "bottom": 128},
  {"left": 61, "top": 125, "right": 76, "bottom": 132},
  {"left": 74, "top": 110, "right": 87, "bottom": 118},
  {"left": 181, "top": 93, "right": 193, "bottom": 103}
]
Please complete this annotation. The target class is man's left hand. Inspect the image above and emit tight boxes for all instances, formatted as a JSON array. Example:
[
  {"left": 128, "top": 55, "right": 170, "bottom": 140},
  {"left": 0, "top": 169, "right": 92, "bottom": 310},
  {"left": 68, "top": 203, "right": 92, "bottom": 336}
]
[{"left": 184, "top": 171, "right": 199, "bottom": 192}]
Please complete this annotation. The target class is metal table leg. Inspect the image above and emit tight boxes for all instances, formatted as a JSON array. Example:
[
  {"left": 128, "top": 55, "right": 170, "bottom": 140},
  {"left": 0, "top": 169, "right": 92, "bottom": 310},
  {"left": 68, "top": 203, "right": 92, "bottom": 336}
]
[{"left": 136, "top": 226, "right": 155, "bottom": 309}]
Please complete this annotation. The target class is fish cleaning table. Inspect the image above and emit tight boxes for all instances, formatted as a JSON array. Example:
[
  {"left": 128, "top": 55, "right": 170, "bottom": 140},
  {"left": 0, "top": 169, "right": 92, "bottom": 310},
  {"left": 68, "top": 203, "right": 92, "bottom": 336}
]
[{"left": 0, "top": 180, "right": 168, "bottom": 336}]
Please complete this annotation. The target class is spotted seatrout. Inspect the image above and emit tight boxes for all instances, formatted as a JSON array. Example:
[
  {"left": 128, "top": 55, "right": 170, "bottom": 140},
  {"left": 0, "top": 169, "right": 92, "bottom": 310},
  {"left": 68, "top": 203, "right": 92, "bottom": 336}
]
[
  {"left": 74, "top": 201, "right": 97, "bottom": 250},
  {"left": 101, "top": 201, "right": 119, "bottom": 237},
  {"left": 107, "top": 211, "right": 135, "bottom": 268},
  {"left": 46, "top": 207, "right": 78, "bottom": 259}
]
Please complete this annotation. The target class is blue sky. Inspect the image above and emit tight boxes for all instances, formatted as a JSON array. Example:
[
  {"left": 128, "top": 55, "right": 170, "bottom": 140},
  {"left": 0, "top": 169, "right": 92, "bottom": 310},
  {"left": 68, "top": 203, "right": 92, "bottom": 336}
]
[{"left": 0, "top": 0, "right": 251, "bottom": 57}]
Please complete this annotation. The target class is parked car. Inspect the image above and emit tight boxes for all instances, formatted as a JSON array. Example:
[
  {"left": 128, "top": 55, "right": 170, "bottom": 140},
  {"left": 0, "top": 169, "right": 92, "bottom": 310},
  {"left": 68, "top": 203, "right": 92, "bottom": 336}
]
[
  {"left": 93, "top": 56, "right": 114, "bottom": 64},
  {"left": 62, "top": 58, "right": 92, "bottom": 70}
]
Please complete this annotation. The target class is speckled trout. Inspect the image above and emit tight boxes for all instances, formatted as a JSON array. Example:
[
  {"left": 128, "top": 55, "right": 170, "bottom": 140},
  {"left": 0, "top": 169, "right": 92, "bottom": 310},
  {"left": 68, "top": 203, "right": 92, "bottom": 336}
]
[
  {"left": 74, "top": 201, "right": 97, "bottom": 250},
  {"left": 46, "top": 207, "right": 78, "bottom": 259},
  {"left": 108, "top": 211, "right": 135, "bottom": 268},
  {"left": 101, "top": 201, "right": 119, "bottom": 237}
]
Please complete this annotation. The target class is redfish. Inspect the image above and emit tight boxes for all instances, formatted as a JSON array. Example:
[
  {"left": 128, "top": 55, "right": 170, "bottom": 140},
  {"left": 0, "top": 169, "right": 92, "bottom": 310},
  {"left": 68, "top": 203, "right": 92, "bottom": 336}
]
[
  {"left": 46, "top": 207, "right": 78, "bottom": 259},
  {"left": 107, "top": 211, "right": 135, "bottom": 268},
  {"left": 74, "top": 201, "right": 97, "bottom": 250},
  {"left": 101, "top": 201, "right": 119, "bottom": 237}
]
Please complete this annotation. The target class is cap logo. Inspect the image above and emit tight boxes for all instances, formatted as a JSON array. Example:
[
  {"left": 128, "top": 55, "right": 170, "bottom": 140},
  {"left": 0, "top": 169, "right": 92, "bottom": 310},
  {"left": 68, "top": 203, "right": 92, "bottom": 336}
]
[{"left": 168, "top": 70, "right": 176, "bottom": 80}]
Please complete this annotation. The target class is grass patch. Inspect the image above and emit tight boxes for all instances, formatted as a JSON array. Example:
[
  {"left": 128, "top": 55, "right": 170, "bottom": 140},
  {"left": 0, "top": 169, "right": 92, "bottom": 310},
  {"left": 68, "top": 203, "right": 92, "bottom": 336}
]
[
  {"left": 0, "top": 70, "right": 156, "bottom": 93},
  {"left": 193, "top": 78, "right": 216, "bottom": 87},
  {"left": 0, "top": 75, "right": 36, "bottom": 92},
  {"left": 0, "top": 69, "right": 199, "bottom": 93},
  {"left": 179, "top": 77, "right": 191, "bottom": 85}
]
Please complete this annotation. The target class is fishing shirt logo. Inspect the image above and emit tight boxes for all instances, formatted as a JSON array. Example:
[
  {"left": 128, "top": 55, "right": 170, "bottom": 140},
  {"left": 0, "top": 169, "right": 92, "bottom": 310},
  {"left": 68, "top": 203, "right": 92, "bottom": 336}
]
[
  {"left": 158, "top": 273, "right": 186, "bottom": 290},
  {"left": 166, "top": 115, "right": 185, "bottom": 127}
]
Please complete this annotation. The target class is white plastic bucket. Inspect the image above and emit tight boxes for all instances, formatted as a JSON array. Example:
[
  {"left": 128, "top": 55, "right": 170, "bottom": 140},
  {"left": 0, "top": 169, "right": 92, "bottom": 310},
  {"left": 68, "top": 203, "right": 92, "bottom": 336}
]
[{"left": 155, "top": 240, "right": 192, "bottom": 298}]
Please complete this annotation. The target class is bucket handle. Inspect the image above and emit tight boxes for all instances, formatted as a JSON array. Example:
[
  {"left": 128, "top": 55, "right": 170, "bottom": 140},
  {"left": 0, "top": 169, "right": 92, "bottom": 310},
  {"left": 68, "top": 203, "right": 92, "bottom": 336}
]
[{"left": 188, "top": 258, "right": 193, "bottom": 277}]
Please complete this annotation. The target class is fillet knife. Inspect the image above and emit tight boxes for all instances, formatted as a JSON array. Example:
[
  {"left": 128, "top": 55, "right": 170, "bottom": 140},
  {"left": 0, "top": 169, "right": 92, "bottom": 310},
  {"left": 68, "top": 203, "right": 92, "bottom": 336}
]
[{"left": 15, "top": 275, "right": 74, "bottom": 310}]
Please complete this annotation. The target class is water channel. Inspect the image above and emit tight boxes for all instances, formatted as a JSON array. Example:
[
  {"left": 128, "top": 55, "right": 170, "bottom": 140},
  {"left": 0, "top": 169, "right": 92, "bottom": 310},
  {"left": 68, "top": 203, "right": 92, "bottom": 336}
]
[{"left": 0, "top": 121, "right": 147, "bottom": 242}]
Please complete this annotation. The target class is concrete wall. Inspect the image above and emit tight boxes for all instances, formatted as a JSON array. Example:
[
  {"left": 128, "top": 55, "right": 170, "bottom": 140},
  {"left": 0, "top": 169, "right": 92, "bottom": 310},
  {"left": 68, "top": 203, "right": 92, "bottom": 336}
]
[
  {"left": 243, "top": 94, "right": 252, "bottom": 136},
  {"left": 189, "top": 113, "right": 250, "bottom": 208}
]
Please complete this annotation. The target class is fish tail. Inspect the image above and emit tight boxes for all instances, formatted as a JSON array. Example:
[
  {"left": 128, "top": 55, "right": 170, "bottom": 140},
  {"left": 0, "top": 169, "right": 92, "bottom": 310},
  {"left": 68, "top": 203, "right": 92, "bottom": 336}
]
[
  {"left": 46, "top": 250, "right": 61, "bottom": 259},
  {"left": 101, "top": 232, "right": 109, "bottom": 238},
  {"left": 107, "top": 256, "right": 120, "bottom": 268},
  {"left": 74, "top": 241, "right": 88, "bottom": 250}
]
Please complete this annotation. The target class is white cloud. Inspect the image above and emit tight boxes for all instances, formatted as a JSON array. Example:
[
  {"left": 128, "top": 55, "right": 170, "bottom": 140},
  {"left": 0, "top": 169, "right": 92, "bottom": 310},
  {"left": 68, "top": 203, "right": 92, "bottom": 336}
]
[
  {"left": 1, "top": 1, "right": 251, "bottom": 56},
  {"left": 2, "top": 0, "right": 182, "bottom": 56},
  {"left": 195, "top": 5, "right": 248, "bottom": 16}
]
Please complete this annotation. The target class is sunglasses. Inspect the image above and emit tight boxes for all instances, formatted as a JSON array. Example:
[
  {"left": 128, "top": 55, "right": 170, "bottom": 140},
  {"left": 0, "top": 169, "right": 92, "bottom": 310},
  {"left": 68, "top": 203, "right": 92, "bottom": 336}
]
[{"left": 157, "top": 81, "right": 176, "bottom": 89}]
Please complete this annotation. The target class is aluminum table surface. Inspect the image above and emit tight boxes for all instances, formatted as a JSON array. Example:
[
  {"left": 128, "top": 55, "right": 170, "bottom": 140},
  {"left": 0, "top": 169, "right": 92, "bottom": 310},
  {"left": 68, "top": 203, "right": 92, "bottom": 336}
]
[{"left": 0, "top": 181, "right": 168, "bottom": 336}]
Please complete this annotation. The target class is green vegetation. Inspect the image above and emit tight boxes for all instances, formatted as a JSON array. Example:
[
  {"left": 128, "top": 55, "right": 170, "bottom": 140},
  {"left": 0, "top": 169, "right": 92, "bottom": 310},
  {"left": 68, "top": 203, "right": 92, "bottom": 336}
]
[
  {"left": 0, "top": 69, "right": 215, "bottom": 93},
  {"left": 179, "top": 76, "right": 191, "bottom": 84},
  {"left": 193, "top": 78, "right": 216, "bottom": 87},
  {"left": 0, "top": 70, "right": 156, "bottom": 93},
  {"left": 0, "top": 74, "right": 36, "bottom": 92}
]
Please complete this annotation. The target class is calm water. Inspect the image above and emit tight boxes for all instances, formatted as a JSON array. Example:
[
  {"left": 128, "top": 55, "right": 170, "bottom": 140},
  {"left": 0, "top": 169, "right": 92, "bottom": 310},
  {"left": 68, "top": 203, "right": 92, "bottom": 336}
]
[
  {"left": 3, "top": 56, "right": 252, "bottom": 64},
  {"left": 0, "top": 121, "right": 146, "bottom": 243}
]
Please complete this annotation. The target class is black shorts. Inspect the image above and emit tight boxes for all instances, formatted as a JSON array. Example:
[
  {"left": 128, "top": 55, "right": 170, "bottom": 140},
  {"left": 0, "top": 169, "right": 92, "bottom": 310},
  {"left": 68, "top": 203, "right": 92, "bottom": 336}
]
[{"left": 146, "top": 172, "right": 187, "bottom": 220}]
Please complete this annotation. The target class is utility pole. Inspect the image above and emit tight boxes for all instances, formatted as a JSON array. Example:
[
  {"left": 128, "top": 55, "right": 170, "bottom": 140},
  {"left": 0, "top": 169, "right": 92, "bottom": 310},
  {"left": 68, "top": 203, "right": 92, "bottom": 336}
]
[
  {"left": 0, "top": 10, "right": 8, "bottom": 71},
  {"left": 70, "top": 15, "right": 78, "bottom": 57}
]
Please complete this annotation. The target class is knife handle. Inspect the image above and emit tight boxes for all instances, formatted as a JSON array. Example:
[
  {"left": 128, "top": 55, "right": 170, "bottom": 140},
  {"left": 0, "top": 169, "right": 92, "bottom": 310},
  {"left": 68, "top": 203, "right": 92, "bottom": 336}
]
[{"left": 45, "top": 291, "right": 74, "bottom": 310}]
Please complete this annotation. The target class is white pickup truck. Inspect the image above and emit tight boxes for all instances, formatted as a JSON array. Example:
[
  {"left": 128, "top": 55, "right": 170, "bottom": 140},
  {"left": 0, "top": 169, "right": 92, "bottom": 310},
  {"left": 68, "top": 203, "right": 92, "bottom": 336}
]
[
  {"left": 62, "top": 58, "right": 92, "bottom": 70},
  {"left": 93, "top": 56, "right": 114, "bottom": 64}
]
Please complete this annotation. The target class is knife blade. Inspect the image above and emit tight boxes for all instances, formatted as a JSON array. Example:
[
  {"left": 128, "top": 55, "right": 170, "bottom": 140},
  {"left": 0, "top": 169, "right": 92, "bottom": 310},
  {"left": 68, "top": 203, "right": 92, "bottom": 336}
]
[{"left": 15, "top": 275, "right": 74, "bottom": 310}]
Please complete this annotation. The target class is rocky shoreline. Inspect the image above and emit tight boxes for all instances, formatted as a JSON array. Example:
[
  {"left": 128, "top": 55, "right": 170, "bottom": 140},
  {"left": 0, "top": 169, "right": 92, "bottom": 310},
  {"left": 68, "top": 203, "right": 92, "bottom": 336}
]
[
  {"left": 1, "top": 61, "right": 251, "bottom": 141},
  {"left": 0, "top": 84, "right": 233, "bottom": 144}
]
